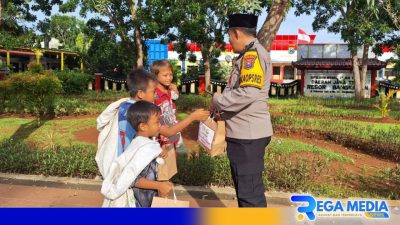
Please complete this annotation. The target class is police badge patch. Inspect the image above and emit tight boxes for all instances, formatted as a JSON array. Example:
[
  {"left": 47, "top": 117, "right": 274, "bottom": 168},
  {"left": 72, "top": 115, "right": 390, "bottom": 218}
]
[
  {"left": 240, "top": 51, "right": 264, "bottom": 89},
  {"left": 243, "top": 55, "right": 257, "bottom": 70}
]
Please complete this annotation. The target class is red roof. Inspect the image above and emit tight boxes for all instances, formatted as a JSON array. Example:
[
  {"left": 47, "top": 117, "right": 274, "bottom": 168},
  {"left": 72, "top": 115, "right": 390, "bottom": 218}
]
[
  {"left": 0, "top": 49, "right": 36, "bottom": 56},
  {"left": 168, "top": 34, "right": 316, "bottom": 52}
]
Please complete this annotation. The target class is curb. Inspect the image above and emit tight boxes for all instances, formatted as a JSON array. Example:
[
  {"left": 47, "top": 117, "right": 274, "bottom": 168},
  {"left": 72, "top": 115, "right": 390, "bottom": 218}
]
[
  {"left": 0, "top": 173, "right": 399, "bottom": 207},
  {"left": 0, "top": 172, "right": 294, "bottom": 206}
]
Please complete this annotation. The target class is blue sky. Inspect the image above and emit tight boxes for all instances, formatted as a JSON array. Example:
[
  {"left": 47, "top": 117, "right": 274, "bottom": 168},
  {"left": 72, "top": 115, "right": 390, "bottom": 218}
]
[
  {"left": 35, "top": 5, "right": 344, "bottom": 44},
  {"left": 258, "top": 8, "right": 343, "bottom": 43}
]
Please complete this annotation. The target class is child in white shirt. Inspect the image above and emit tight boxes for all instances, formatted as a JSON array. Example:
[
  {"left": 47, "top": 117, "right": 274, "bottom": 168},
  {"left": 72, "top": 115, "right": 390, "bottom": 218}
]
[{"left": 101, "top": 101, "right": 172, "bottom": 207}]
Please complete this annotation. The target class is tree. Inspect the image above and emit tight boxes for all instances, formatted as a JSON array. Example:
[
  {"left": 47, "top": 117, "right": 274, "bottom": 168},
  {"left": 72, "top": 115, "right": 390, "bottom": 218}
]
[
  {"left": 257, "top": 0, "right": 292, "bottom": 51},
  {"left": 168, "top": 0, "right": 230, "bottom": 89},
  {"left": 0, "top": 1, "right": 64, "bottom": 52},
  {"left": 0, "top": 0, "right": 63, "bottom": 33},
  {"left": 367, "top": 0, "right": 400, "bottom": 84},
  {"left": 38, "top": 14, "right": 87, "bottom": 51},
  {"left": 295, "top": 0, "right": 393, "bottom": 101},
  {"left": 158, "top": 0, "right": 268, "bottom": 89},
  {"left": 0, "top": 31, "right": 36, "bottom": 50},
  {"left": 60, "top": 0, "right": 173, "bottom": 69},
  {"left": 61, "top": 0, "right": 138, "bottom": 66},
  {"left": 367, "top": 0, "right": 400, "bottom": 30},
  {"left": 83, "top": 19, "right": 135, "bottom": 77},
  {"left": 164, "top": 0, "right": 294, "bottom": 88}
]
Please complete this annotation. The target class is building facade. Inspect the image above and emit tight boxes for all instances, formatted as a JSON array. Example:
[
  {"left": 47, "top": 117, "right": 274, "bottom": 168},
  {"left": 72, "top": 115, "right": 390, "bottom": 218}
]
[{"left": 293, "top": 44, "right": 387, "bottom": 98}]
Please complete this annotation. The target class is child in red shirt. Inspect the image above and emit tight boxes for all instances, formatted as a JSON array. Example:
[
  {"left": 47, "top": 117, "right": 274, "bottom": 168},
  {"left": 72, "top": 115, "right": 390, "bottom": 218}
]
[{"left": 151, "top": 60, "right": 184, "bottom": 147}]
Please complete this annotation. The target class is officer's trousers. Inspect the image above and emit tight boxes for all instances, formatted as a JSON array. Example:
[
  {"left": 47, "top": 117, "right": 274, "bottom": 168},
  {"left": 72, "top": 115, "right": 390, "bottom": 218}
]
[{"left": 226, "top": 136, "right": 271, "bottom": 207}]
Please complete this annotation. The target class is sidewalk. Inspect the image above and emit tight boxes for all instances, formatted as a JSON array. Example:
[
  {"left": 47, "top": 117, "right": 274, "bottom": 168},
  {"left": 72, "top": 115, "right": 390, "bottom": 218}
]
[
  {"left": 0, "top": 173, "right": 399, "bottom": 208},
  {"left": 0, "top": 183, "right": 254, "bottom": 207},
  {"left": 1, "top": 173, "right": 400, "bottom": 225},
  {"left": 0, "top": 173, "right": 289, "bottom": 208}
]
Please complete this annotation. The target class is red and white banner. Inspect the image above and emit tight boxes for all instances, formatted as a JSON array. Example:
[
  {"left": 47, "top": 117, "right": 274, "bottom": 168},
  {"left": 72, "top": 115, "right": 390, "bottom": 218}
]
[{"left": 298, "top": 28, "right": 311, "bottom": 44}]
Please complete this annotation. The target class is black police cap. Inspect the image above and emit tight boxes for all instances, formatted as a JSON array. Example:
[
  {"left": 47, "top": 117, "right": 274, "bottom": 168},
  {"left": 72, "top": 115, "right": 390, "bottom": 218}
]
[{"left": 228, "top": 14, "right": 258, "bottom": 29}]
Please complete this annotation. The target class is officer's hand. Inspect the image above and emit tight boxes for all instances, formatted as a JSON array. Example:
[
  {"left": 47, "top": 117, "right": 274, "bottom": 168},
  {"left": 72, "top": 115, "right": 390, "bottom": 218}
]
[
  {"left": 213, "top": 92, "right": 221, "bottom": 97},
  {"left": 208, "top": 103, "right": 215, "bottom": 113},
  {"left": 189, "top": 109, "right": 210, "bottom": 122}
]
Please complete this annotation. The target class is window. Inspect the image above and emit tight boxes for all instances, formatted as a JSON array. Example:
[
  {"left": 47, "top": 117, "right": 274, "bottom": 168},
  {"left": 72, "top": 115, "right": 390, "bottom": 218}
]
[
  {"left": 284, "top": 66, "right": 294, "bottom": 80},
  {"left": 273, "top": 66, "right": 280, "bottom": 76}
]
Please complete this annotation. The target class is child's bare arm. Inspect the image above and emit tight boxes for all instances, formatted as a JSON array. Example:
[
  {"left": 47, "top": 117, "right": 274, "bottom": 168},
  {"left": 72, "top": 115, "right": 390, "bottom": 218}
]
[
  {"left": 170, "top": 84, "right": 179, "bottom": 94},
  {"left": 134, "top": 178, "right": 173, "bottom": 197},
  {"left": 159, "top": 109, "right": 210, "bottom": 137}
]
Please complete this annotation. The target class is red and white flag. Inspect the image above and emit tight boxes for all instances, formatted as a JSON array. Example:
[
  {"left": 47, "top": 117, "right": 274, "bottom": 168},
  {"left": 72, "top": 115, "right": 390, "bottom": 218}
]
[{"left": 298, "top": 28, "right": 311, "bottom": 44}]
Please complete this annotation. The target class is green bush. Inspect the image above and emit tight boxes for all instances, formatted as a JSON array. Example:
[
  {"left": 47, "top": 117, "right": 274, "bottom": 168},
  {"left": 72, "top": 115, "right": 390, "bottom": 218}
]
[
  {"left": 0, "top": 97, "right": 91, "bottom": 116},
  {"left": 174, "top": 150, "right": 232, "bottom": 187},
  {"left": 0, "top": 139, "right": 325, "bottom": 193},
  {"left": 1, "top": 71, "right": 63, "bottom": 116},
  {"left": 0, "top": 140, "right": 98, "bottom": 178},
  {"left": 0, "top": 89, "right": 122, "bottom": 116},
  {"left": 55, "top": 70, "right": 93, "bottom": 95},
  {"left": 0, "top": 79, "right": 11, "bottom": 109},
  {"left": 173, "top": 149, "right": 326, "bottom": 192},
  {"left": 272, "top": 115, "right": 400, "bottom": 161},
  {"left": 211, "top": 62, "right": 230, "bottom": 81},
  {"left": 27, "top": 61, "right": 44, "bottom": 74},
  {"left": 176, "top": 94, "right": 211, "bottom": 111},
  {"left": 53, "top": 98, "right": 90, "bottom": 116},
  {"left": 280, "top": 105, "right": 380, "bottom": 119}
]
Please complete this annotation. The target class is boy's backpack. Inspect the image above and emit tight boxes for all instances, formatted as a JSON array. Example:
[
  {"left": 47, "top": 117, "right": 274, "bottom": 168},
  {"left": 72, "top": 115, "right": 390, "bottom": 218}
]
[{"left": 96, "top": 98, "right": 129, "bottom": 178}]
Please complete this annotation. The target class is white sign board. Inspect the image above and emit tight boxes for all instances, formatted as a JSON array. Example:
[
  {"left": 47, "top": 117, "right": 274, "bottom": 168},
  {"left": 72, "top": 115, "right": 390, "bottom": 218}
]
[
  {"left": 304, "top": 72, "right": 371, "bottom": 98},
  {"left": 270, "top": 50, "right": 297, "bottom": 63},
  {"left": 198, "top": 122, "right": 215, "bottom": 150}
]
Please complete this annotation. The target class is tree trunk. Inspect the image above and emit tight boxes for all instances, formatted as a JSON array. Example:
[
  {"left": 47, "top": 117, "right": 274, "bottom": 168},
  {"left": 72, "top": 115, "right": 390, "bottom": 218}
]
[
  {"left": 202, "top": 44, "right": 214, "bottom": 90},
  {"left": 135, "top": 27, "right": 144, "bottom": 68},
  {"left": 257, "top": 0, "right": 291, "bottom": 51},
  {"left": 129, "top": 0, "right": 144, "bottom": 68},
  {"left": 0, "top": 0, "right": 3, "bottom": 28},
  {"left": 360, "top": 44, "right": 369, "bottom": 99},
  {"left": 352, "top": 52, "right": 363, "bottom": 101},
  {"left": 204, "top": 56, "right": 211, "bottom": 92}
]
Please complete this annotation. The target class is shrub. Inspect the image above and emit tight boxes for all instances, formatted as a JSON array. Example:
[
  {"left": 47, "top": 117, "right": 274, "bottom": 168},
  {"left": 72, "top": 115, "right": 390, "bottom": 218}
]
[
  {"left": 0, "top": 79, "right": 11, "bottom": 109},
  {"left": 27, "top": 61, "right": 44, "bottom": 74},
  {"left": 1, "top": 71, "right": 63, "bottom": 116},
  {"left": 55, "top": 70, "right": 93, "bottom": 95},
  {"left": 0, "top": 140, "right": 98, "bottom": 178},
  {"left": 0, "top": 139, "right": 326, "bottom": 193},
  {"left": 53, "top": 98, "right": 90, "bottom": 116},
  {"left": 272, "top": 116, "right": 400, "bottom": 161},
  {"left": 374, "top": 90, "right": 399, "bottom": 118},
  {"left": 176, "top": 94, "right": 211, "bottom": 111},
  {"left": 173, "top": 149, "right": 326, "bottom": 192},
  {"left": 174, "top": 150, "right": 232, "bottom": 187},
  {"left": 264, "top": 151, "right": 327, "bottom": 192}
]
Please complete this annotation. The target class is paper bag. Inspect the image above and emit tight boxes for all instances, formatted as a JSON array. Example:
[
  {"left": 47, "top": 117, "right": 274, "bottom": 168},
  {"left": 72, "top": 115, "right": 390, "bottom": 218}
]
[
  {"left": 151, "top": 190, "right": 190, "bottom": 208},
  {"left": 157, "top": 144, "right": 177, "bottom": 181},
  {"left": 197, "top": 117, "right": 226, "bottom": 157}
]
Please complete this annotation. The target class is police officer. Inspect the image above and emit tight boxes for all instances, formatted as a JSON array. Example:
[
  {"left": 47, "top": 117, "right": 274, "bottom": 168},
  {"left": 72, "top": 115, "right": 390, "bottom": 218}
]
[{"left": 211, "top": 14, "right": 273, "bottom": 207}]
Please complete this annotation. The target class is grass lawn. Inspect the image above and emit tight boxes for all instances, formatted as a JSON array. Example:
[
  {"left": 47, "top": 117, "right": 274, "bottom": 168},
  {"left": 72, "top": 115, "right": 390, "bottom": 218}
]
[
  {"left": 1, "top": 93, "right": 399, "bottom": 199},
  {"left": 0, "top": 117, "right": 96, "bottom": 148},
  {"left": 269, "top": 96, "right": 400, "bottom": 119},
  {"left": 269, "top": 137, "right": 353, "bottom": 163}
]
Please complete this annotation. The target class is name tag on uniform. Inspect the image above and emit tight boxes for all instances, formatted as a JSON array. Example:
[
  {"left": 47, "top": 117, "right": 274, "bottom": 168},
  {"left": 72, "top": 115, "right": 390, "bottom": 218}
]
[{"left": 240, "top": 51, "right": 264, "bottom": 89}]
